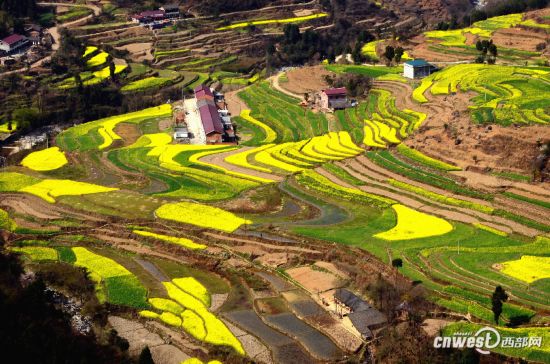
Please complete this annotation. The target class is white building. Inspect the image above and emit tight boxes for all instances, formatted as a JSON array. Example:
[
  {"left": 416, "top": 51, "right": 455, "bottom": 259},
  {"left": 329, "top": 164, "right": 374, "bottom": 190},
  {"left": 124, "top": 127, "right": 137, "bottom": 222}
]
[
  {"left": 404, "top": 59, "right": 437, "bottom": 79},
  {"left": 0, "top": 34, "right": 30, "bottom": 55}
]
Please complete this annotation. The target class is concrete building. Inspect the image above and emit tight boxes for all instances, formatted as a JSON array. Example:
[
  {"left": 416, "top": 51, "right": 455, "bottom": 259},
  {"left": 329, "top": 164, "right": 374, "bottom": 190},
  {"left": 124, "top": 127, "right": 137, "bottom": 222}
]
[
  {"left": 319, "top": 87, "right": 349, "bottom": 110},
  {"left": 403, "top": 59, "right": 437, "bottom": 79},
  {"left": 0, "top": 34, "right": 30, "bottom": 55}
]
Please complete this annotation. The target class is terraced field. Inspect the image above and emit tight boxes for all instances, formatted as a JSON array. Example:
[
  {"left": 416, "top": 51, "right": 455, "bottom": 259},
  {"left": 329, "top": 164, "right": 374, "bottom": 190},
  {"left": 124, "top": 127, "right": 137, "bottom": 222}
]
[{"left": 2, "top": 6, "right": 550, "bottom": 363}]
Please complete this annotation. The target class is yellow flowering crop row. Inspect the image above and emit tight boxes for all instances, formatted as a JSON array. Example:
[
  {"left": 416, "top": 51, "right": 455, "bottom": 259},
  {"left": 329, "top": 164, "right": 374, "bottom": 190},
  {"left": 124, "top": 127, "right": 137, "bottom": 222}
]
[
  {"left": 160, "top": 311, "right": 182, "bottom": 327},
  {"left": 189, "top": 148, "right": 274, "bottom": 184},
  {"left": 0, "top": 208, "right": 17, "bottom": 231},
  {"left": 240, "top": 110, "right": 277, "bottom": 143},
  {"left": 149, "top": 298, "right": 185, "bottom": 315},
  {"left": 11, "top": 246, "right": 58, "bottom": 261},
  {"left": 363, "top": 125, "right": 387, "bottom": 148},
  {"left": 163, "top": 282, "right": 209, "bottom": 311},
  {"left": 58, "top": 104, "right": 171, "bottom": 151},
  {"left": 181, "top": 358, "right": 222, "bottom": 364},
  {"left": 20, "top": 147, "right": 68, "bottom": 171},
  {"left": 251, "top": 132, "right": 361, "bottom": 173},
  {"left": 73, "top": 247, "right": 133, "bottom": 278},
  {"left": 361, "top": 40, "right": 382, "bottom": 60},
  {"left": 335, "top": 131, "right": 364, "bottom": 153},
  {"left": 473, "top": 223, "right": 508, "bottom": 237},
  {"left": 255, "top": 143, "right": 306, "bottom": 173},
  {"left": 173, "top": 277, "right": 210, "bottom": 307},
  {"left": 19, "top": 178, "right": 118, "bottom": 203},
  {"left": 181, "top": 309, "right": 207, "bottom": 339},
  {"left": 225, "top": 144, "right": 275, "bottom": 173},
  {"left": 83, "top": 46, "right": 97, "bottom": 58},
  {"left": 500, "top": 255, "right": 550, "bottom": 283},
  {"left": 374, "top": 204, "right": 454, "bottom": 241},
  {"left": 139, "top": 310, "right": 160, "bottom": 319},
  {"left": 365, "top": 119, "right": 400, "bottom": 145},
  {"left": 155, "top": 201, "right": 251, "bottom": 233},
  {"left": 133, "top": 230, "right": 206, "bottom": 250},
  {"left": 141, "top": 278, "right": 244, "bottom": 355},
  {"left": 297, "top": 170, "right": 395, "bottom": 207},
  {"left": 216, "top": 13, "right": 328, "bottom": 30},
  {"left": 86, "top": 51, "right": 109, "bottom": 67}
]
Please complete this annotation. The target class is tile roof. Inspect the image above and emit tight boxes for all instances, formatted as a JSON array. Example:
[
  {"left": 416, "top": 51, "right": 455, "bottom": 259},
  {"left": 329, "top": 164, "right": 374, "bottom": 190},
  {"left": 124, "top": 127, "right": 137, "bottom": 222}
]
[
  {"left": 199, "top": 102, "right": 224, "bottom": 135},
  {"left": 323, "top": 87, "right": 347, "bottom": 96},
  {"left": 405, "top": 59, "right": 431, "bottom": 67},
  {"left": 2, "top": 34, "right": 25, "bottom": 45}
]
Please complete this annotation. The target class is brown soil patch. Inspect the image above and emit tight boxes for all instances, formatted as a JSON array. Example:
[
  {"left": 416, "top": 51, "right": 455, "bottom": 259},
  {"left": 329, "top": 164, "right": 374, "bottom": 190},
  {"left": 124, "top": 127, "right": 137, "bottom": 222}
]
[
  {"left": 116, "top": 42, "right": 154, "bottom": 62},
  {"left": 421, "top": 319, "right": 452, "bottom": 337},
  {"left": 224, "top": 89, "right": 249, "bottom": 116},
  {"left": 286, "top": 266, "right": 344, "bottom": 293},
  {"left": 114, "top": 123, "right": 141, "bottom": 146},
  {"left": 402, "top": 87, "right": 550, "bottom": 173},
  {"left": 408, "top": 35, "right": 468, "bottom": 62},
  {"left": 314, "top": 261, "right": 350, "bottom": 280},
  {"left": 492, "top": 28, "right": 547, "bottom": 52},
  {"left": 255, "top": 252, "right": 296, "bottom": 268},
  {"left": 282, "top": 65, "right": 330, "bottom": 95}
]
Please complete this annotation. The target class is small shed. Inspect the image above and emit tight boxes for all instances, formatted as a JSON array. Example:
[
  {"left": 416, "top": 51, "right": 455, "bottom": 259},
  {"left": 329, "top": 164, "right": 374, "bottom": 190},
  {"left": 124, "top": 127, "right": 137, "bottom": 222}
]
[
  {"left": 319, "top": 87, "right": 349, "bottom": 110},
  {"left": 404, "top": 59, "right": 437, "bottom": 79}
]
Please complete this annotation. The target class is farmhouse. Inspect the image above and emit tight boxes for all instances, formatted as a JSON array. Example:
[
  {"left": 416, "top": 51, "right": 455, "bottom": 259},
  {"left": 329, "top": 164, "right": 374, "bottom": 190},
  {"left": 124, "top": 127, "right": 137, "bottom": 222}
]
[
  {"left": 0, "top": 34, "right": 30, "bottom": 55},
  {"left": 194, "top": 85, "right": 235, "bottom": 144},
  {"left": 319, "top": 87, "right": 349, "bottom": 110},
  {"left": 131, "top": 10, "right": 166, "bottom": 23},
  {"left": 159, "top": 4, "right": 180, "bottom": 18},
  {"left": 403, "top": 59, "right": 437, "bottom": 79},
  {"left": 334, "top": 288, "right": 387, "bottom": 339}
]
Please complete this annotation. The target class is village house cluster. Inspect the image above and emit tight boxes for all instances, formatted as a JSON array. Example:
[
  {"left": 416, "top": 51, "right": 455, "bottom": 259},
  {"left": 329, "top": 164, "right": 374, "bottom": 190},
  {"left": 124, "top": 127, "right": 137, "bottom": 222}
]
[
  {"left": 174, "top": 85, "right": 236, "bottom": 145},
  {"left": 0, "top": 25, "right": 53, "bottom": 66},
  {"left": 130, "top": 4, "right": 181, "bottom": 29}
]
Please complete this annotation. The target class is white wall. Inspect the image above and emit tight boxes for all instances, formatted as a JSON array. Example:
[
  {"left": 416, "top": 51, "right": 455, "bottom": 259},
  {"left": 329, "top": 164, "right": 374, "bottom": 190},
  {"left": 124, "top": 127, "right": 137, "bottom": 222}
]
[
  {"left": 0, "top": 42, "right": 10, "bottom": 53},
  {"left": 404, "top": 64, "right": 415, "bottom": 79}
]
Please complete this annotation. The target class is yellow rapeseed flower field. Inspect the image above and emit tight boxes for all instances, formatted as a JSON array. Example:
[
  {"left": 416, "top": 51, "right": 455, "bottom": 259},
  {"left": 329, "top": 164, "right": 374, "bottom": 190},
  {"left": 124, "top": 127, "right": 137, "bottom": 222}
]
[
  {"left": 500, "top": 255, "right": 550, "bottom": 283},
  {"left": 374, "top": 204, "right": 453, "bottom": 240},
  {"left": 20, "top": 179, "right": 118, "bottom": 203},
  {"left": 173, "top": 277, "right": 210, "bottom": 307},
  {"left": 155, "top": 201, "right": 251, "bottom": 233},
  {"left": 133, "top": 230, "right": 206, "bottom": 250},
  {"left": 239, "top": 110, "right": 277, "bottom": 143},
  {"left": 20, "top": 147, "right": 68, "bottom": 171}
]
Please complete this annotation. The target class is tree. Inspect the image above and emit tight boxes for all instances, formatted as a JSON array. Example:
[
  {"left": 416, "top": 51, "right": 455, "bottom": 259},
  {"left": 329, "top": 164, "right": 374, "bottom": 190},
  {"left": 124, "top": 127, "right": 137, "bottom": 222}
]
[
  {"left": 394, "top": 47, "right": 404, "bottom": 63},
  {"left": 391, "top": 258, "right": 403, "bottom": 269},
  {"left": 491, "top": 286, "right": 508, "bottom": 324},
  {"left": 109, "top": 60, "right": 116, "bottom": 82},
  {"left": 7, "top": 120, "right": 13, "bottom": 131},
  {"left": 138, "top": 347, "right": 154, "bottom": 364},
  {"left": 283, "top": 23, "right": 300, "bottom": 44},
  {"left": 384, "top": 46, "right": 395, "bottom": 66}
]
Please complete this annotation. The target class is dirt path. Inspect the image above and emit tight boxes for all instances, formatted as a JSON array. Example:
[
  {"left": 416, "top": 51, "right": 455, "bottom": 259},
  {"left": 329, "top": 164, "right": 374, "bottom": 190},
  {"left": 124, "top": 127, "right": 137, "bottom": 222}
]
[
  {"left": 199, "top": 147, "right": 284, "bottom": 182},
  {"left": 270, "top": 72, "right": 304, "bottom": 100},
  {"left": 224, "top": 89, "right": 250, "bottom": 117}
]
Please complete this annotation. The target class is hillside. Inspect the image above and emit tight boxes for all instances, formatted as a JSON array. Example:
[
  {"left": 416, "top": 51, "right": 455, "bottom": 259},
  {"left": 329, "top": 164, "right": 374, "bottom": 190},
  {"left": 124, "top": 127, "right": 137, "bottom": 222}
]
[{"left": 0, "top": 1, "right": 549, "bottom": 364}]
